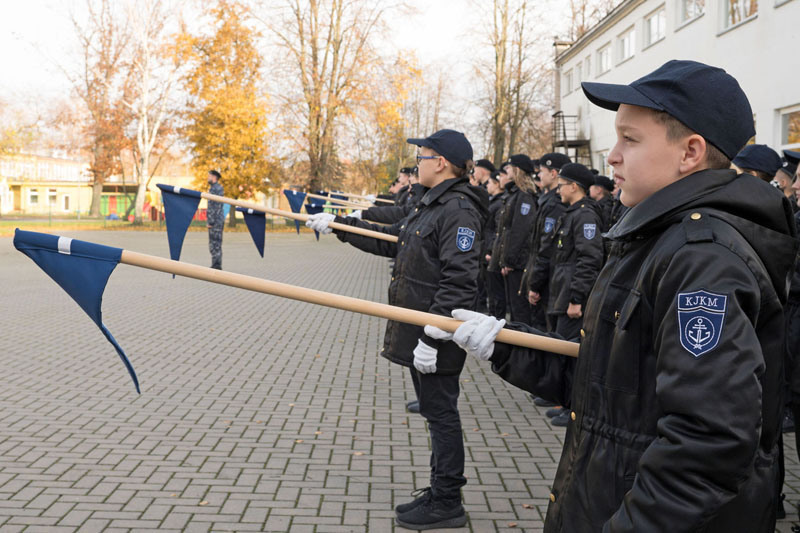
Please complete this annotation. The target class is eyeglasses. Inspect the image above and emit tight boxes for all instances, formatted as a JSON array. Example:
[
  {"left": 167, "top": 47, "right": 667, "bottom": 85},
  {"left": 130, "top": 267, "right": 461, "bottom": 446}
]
[{"left": 416, "top": 155, "right": 441, "bottom": 164}]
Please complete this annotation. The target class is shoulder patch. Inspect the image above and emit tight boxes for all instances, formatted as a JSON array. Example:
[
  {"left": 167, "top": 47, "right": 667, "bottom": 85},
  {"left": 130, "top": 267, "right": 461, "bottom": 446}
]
[
  {"left": 544, "top": 217, "right": 555, "bottom": 233},
  {"left": 583, "top": 223, "right": 597, "bottom": 240},
  {"left": 677, "top": 290, "right": 727, "bottom": 357},
  {"left": 456, "top": 227, "right": 476, "bottom": 252},
  {"left": 520, "top": 202, "right": 531, "bottom": 215}
]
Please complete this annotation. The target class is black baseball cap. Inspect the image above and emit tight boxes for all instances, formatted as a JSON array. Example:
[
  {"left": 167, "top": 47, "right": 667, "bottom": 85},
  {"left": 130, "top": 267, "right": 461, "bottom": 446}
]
[
  {"left": 732, "top": 144, "right": 782, "bottom": 175},
  {"left": 594, "top": 175, "right": 614, "bottom": 192},
  {"left": 488, "top": 170, "right": 501, "bottom": 183},
  {"left": 581, "top": 60, "right": 754, "bottom": 160},
  {"left": 399, "top": 167, "right": 415, "bottom": 174},
  {"left": 778, "top": 160, "right": 798, "bottom": 180},
  {"left": 785, "top": 149, "right": 800, "bottom": 167},
  {"left": 559, "top": 163, "right": 595, "bottom": 191},
  {"left": 540, "top": 152, "right": 571, "bottom": 170},
  {"left": 408, "top": 129, "right": 473, "bottom": 169},
  {"left": 475, "top": 159, "right": 496, "bottom": 172},
  {"left": 507, "top": 154, "right": 535, "bottom": 174},
  {"left": 532, "top": 159, "right": 541, "bottom": 169}
]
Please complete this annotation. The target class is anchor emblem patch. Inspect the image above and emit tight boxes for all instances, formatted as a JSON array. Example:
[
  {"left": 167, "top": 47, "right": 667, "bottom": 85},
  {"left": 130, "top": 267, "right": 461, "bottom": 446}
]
[{"left": 677, "top": 289, "right": 727, "bottom": 357}]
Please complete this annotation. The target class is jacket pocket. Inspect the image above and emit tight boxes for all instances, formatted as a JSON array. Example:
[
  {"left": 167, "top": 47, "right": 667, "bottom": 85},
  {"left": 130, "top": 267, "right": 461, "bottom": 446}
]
[{"left": 590, "top": 285, "right": 641, "bottom": 394}]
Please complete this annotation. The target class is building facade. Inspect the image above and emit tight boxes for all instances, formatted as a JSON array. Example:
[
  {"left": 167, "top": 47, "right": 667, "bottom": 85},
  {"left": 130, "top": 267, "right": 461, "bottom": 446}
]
[{"left": 553, "top": 0, "right": 800, "bottom": 174}]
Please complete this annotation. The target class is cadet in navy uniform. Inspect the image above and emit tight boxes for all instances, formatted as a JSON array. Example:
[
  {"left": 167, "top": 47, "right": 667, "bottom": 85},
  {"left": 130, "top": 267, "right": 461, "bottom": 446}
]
[
  {"left": 590, "top": 174, "right": 615, "bottom": 231},
  {"left": 521, "top": 153, "right": 570, "bottom": 331},
  {"left": 481, "top": 171, "right": 505, "bottom": 316},
  {"left": 543, "top": 163, "right": 604, "bottom": 340},
  {"left": 731, "top": 144, "right": 783, "bottom": 183},
  {"left": 206, "top": 170, "right": 225, "bottom": 269},
  {"left": 306, "top": 129, "right": 488, "bottom": 530},
  {"left": 492, "top": 154, "right": 538, "bottom": 324},
  {"left": 426, "top": 61, "right": 797, "bottom": 531},
  {"left": 486, "top": 164, "right": 512, "bottom": 319}
]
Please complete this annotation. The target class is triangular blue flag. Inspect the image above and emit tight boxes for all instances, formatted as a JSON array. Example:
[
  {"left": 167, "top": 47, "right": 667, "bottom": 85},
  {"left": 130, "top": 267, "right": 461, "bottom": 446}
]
[
  {"left": 305, "top": 191, "right": 328, "bottom": 241},
  {"left": 156, "top": 184, "right": 202, "bottom": 262},
  {"left": 13, "top": 229, "right": 140, "bottom": 393},
  {"left": 283, "top": 190, "right": 306, "bottom": 234},
  {"left": 236, "top": 206, "right": 266, "bottom": 257}
]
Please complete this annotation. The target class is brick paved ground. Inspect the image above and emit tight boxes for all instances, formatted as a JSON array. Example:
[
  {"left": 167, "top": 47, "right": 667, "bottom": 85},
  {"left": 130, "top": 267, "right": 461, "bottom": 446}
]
[{"left": 0, "top": 230, "right": 798, "bottom": 532}]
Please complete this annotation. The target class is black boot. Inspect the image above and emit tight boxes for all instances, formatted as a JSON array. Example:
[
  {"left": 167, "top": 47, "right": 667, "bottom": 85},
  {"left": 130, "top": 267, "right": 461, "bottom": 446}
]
[
  {"left": 406, "top": 400, "right": 420, "bottom": 414},
  {"left": 395, "top": 487, "right": 431, "bottom": 515},
  {"left": 396, "top": 497, "right": 467, "bottom": 530}
]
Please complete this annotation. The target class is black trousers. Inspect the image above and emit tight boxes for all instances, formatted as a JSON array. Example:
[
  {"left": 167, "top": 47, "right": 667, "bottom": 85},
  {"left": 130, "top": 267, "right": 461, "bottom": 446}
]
[
  {"left": 486, "top": 270, "right": 507, "bottom": 320},
  {"left": 504, "top": 270, "right": 531, "bottom": 325},
  {"left": 549, "top": 313, "right": 583, "bottom": 341},
  {"left": 476, "top": 262, "right": 489, "bottom": 313},
  {"left": 411, "top": 369, "right": 465, "bottom": 503}
]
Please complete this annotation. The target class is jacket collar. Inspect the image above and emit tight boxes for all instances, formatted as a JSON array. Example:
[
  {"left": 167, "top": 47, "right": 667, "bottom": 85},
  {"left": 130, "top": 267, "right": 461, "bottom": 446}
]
[
  {"left": 422, "top": 177, "right": 468, "bottom": 206},
  {"left": 606, "top": 169, "right": 738, "bottom": 240}
]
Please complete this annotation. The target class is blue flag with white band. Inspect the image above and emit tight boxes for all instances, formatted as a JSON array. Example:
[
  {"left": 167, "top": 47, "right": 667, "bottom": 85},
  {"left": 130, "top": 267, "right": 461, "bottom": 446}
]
[
  {"left": 156, "top": 184, "right": 202, "bottom": 263},
  {"left": 283, "top": 190, "right": 306, "bottom": 234},
  {"left": 236, "top": 206, "right": 266, "bottom": 257},
  {"left": 13, "top": 229, "right": 140, "bottom": 393}
]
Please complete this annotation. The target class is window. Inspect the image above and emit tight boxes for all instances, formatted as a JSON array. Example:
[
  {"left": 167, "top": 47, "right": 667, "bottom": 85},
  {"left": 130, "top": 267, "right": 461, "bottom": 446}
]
[
  {"left": 596, "top": 151, "right": 610, "bottom": 177},
  {"left": 583, "top": 57, "right": 591, "bottom": 81},
  {"left": 29, "top": 189, "right": 38, "bottom": 205},
  {"left": 645, "top": 8, "right": 666, "bottom": 46},
  {"left": 782, "top": 109, "right": 800, "bottom": 148},
  {"left": 48, "top": 188, "right": 57, "bottom": 206},
  {"left": 680, "top": 0, "right": 705, "bottom": 22},
  {"left": 563, "top": 69, "right": 573, "bottom": 95},
  {"left": 597, "top": 44, "right": 612, "bottom": 75},
  {"left": 618, "top": 27, "right": 635, "bottom": 63},
  {"left": 576, "top": 63, "right": 582, "bottom": 83},
  {"left": 721, "top": 0, "right": 757, "bottom": 29},
  {"left": 63, "top": 195, "right": 70, "bottom": 211}
]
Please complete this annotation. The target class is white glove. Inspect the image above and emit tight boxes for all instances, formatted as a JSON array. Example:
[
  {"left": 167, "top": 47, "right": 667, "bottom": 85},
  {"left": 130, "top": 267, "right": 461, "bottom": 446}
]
[
  {"left": 347, "top": 209, "right": 362, "bottom": 219},
  {"left": 305, "top": 212, "right": 336, "bottom": 235},
  {"left": 450, "top": 309, "right": 506, "bottom": 361},
  {"left": 423, "top": 324, "right": 453, "bottom": 341},
  {"left": 413, "top": 339, "right": 438, "bottom": 374},
  {"left": 365, "top": 194, "right": 377, "bottom": 203}
]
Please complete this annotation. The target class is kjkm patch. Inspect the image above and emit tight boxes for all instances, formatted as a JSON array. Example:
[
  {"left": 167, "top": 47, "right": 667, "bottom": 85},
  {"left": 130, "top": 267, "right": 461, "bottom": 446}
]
[
  {"left": 677, "top": 289, "right": 727, "bottom": 357},
  {"left": 544, "top": 217, "right": 555, "bottom": 233},
  {"left": 583, "top": 223, "right": 597, "bottom": 240},
  {"left": 520, "top": 202, "right": 531, "bottom": 216},
  {"left": 456, "top": 227, "right": 476, "bottom": 252}
]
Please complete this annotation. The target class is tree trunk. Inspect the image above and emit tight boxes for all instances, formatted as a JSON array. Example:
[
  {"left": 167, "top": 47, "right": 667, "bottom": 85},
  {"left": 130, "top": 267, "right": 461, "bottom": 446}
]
[
  {"left": 228, "top": 205, "right": 237, "bottom": 228},
  {"left": 89, "top": 180, "right": 104, "bottom": 217},
  {"left": 133, "top": 152, "right": 148, "bottom": 225}
]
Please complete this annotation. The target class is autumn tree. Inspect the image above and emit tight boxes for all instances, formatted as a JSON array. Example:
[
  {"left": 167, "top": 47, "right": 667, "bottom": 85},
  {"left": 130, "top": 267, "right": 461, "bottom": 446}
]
[
  {"left": 180, "top": 1, "right": 278, "bottom": 227},
  {"left": 255, "top": 0, "right": 389, "bottom": 191},
  {"left": 67, "top": 0, "right": 130, "bottom": 217}
]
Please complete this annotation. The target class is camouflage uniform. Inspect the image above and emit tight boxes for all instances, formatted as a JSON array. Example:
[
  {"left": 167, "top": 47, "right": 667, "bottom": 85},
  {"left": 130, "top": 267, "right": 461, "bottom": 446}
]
[{"left": 207, "top": 181, "right": 225, "bottom": 269}]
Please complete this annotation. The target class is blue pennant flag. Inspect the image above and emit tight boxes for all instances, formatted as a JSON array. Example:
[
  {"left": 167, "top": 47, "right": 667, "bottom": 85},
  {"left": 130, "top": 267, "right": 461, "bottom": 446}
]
[
  {"left": 13, "top": 229, "right": 140, "bottom": 393},
  {"left": 236, "top": 207, "right": 266, "bottom": 257},
  {"left": 305, "top": 191, "right": 328, "bottom": 241},
  {"left": 283, "top": 190, "right": 306, "bottom": 234},
  {"left": 156, "top": 184, "right": 202, "bottom": 263}
]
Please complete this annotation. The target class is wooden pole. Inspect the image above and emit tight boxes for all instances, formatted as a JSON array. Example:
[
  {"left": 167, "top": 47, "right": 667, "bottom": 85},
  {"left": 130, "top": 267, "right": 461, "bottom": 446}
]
[
  {"left": 119, "top": 250, "right": 580, "bottom": 357},
  {"left": 336, "top": 191, "right": 395, "bottom": 204},
  {"left": 302, "top": 192, "right": 371, "bottom": 209},
  {"left": 200, "top": 191, "right": 398, "bottom": 243}
]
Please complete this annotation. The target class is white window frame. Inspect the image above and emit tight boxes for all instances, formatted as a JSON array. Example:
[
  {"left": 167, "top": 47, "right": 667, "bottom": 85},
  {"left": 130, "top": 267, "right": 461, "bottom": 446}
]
[
  {"left": 563, "top": 69, "right": 573, "bottom": 96},
  {"left": 583, "top": 56, "right": 592, "bottom": 81},
  {"left": 597, "top": 44, "right": 612, "bottom": 75},
  {"left": 63, "top": 194, "right": 71, "bottom": 212},
  {"left": 678, "top": 0, "right": 705, "bottom": 24},
  {"left": 617, "top": 26, "right": 636, "bottom": 64},
  {"left": 780, "top": 105, "right": 800, "bottom": 150},
  {"left": 719, "top": 0, "right": 758, "bottom": 32},
  {"left": 644, "top": 6, "right": 666, "bottom": 48},
  {"left": 48, "top": 188, "right": 57, "bottom": 206},
  {"left": 29, "top": 188, "right": 39, "bottom": 205},
  {"left": 596, "top": 150, "right": 610, "bottom": 177}
]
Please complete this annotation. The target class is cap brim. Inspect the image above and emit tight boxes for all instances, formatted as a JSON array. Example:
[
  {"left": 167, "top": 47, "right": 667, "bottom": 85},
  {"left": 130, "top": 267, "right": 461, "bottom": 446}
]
[
  {"left": 785, "top": 149, "right": 800, "bottom": 166},
  {"left": 407, "top": 137, "right": 431, "bottom": 148},
  {"left": 581, "top": 82, "right": 664, "bottom": 112}
]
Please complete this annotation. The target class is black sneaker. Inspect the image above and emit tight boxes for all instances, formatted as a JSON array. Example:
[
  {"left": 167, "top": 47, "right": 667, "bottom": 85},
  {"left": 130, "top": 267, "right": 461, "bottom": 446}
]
[
  {"left": 783, "top": 411, "right": 795, "bottom": 433},
  {"left": 406, "top": 400, "right": 420, "bottom": 414},
  {"left": 395, "top": 487, "right": 431, "bottom": 515},
  {"left": 551, "top": 411, "right": 570, "bottom": 427},
  {"left": 396, "top": 497, "right": 467, "bottom": 530},
  {"left": 546, "top": 406, "right": 566, "bottom": 418},
  {"left": 533, "top": 396, "right": 557, "bottom": 407}
]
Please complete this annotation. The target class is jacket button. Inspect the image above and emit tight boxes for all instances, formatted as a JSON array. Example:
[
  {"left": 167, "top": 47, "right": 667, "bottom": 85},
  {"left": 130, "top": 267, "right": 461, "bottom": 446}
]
[
  {"left": 391, "top": 277, "right": 395, "bottom": 281},
  {"left": 549, "top": 493, "right": 556, "bottom": 503},
  {"left": 416, "top": 230, "right": 420, "bottom": 235},
  {"left": 614, "top": 311, "right": 620, "bottom": 320},
  {"left": 401, "top": 241, "right": 405, "bottom": 245},
  {"left": 415, "top": 208, "right": 419, "bottom": 212},
  {"left": 401, "top": 225, "right": 405, "bottom": 229},
  {"left": 570, "top": 411, "right": 576, "bottom": 421},
  {"left": 690, "top": 212, "right": 701, "bottom": 220},
  {"left": 580, "top": 329, "right": 585, "bottom": 338}
]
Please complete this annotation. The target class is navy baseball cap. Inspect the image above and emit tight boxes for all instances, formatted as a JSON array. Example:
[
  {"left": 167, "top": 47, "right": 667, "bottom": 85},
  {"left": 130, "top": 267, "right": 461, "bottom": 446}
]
[
  {"left": 476, "top": 159, "right": 497, "bottom": 172},
  {"left": 732, "top": 144, "right": 782, "bottom": 175},
  {"left": 785, "top": 149, "right": 800, "bottom": 167},
  {"left": 408, "top": 129, "right": 473, "bottom": 169},
  {"left": 778, "top": 159, "right": 798, "bottom": 180},
  {"left": 540, "top": 152, "right": 571, "bottom": 170},
  {"left": 594, "top": 175, "right": 615, "bottom": 192},
  {"left": 507, "top": 154, "right": 535, "bottom": 174},
  {"left": 559, "top": 163, "right": 595, "bottom": 191},
  {"left": 399, "top": 167, "right": 415, "bottom": 174},
  {"left": 582, "top": 60, "right": 754, "bottom": 160}
]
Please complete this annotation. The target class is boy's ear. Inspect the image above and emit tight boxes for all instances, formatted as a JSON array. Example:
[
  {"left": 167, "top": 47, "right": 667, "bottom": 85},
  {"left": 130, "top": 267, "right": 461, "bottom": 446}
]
[{"left": 680, "top": 134, "right": 708, "bottom": 174}]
